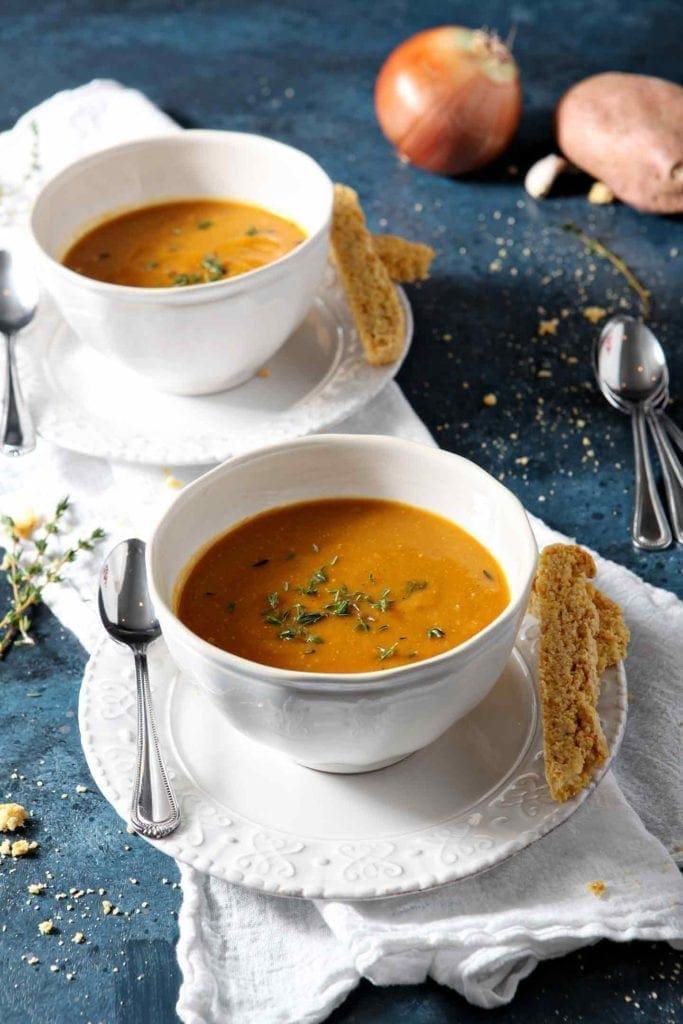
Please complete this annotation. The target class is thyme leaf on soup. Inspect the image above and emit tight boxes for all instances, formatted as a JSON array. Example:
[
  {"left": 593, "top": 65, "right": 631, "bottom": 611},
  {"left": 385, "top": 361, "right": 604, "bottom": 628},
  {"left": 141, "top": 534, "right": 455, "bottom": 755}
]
[
  {"left": 427, "top": 626, "right": 446, "bottom": 639},
  {"left": 267, "top": 592, "right": 279, "bottom": 609},
  {"left": 404, "top": 580, "right": 429, "bottom": 598},
  {"left": 370, "top": 588, "right": 393, "bottom": 613},
  {"left": 245, "top": 226, "right": 259, "bottom": 236},
  {"left": 355, "top": 615, "right": 371, "bottom": 632},
  {"left": 377, "top": 623, "right": 389, "bottom": 633},
  {"left": 284, "top": 549, "right": 296, "bottom": 561},
  {"left": 252, "top": 558, "right": 269, "bottom": 568},
  {"left": 305, "top": 634, "right": 323, "bottom": 645},
  {"left": 201, "top": 253, "right": 226, "bottom": 281},
  {"left": 225, "top": 601, "right": 236, "bottom": 613},
  {"left": 483, "top": 568, "right": 494, "bottom": 581},
  {"left": 171, "top": 272, "right": 202, "bottom": 287},
  {"left": 144, "top": 260, "right": 159, "bottom": 271},
  {"left": 312, "top": 543, "right": 319, "bottom": 553},
  {"left": 377, "top": 642, "right": 398, "bottom": 661},
  {"left": 197, "top": 220, "right": 214, "bottom": 230}
]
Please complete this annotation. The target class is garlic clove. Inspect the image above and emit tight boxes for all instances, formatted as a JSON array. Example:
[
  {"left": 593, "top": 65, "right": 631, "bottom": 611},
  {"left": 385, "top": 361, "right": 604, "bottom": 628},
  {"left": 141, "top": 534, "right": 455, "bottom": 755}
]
[{"left": 524, "top": 153, "right": 569, "bottom": 200}]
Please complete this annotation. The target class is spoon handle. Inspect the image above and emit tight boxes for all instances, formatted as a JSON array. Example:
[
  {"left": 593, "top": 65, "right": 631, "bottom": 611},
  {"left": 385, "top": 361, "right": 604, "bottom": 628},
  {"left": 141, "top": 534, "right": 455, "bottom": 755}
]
[
  {"left": 646, "top": 413, "right": 683, "bottom": 542},
  {"left": 631, "top": 408, "right": 671, "bottom": 550},
  {"left": 130, "top": 648, "right": 181, "bottom": 839},
  {"left": 659, "top": 410, "right": 683, "bottom": 454},
  {"left": 1, "top": 331, "right": 35, "bottom": 456}
]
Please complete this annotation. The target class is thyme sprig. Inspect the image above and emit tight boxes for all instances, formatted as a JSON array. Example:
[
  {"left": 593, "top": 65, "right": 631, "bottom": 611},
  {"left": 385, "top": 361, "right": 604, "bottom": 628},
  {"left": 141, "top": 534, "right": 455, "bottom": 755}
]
[
  {"left": 562, "top": 221, "right": 651, "bottom": 319},
  {"left": 0, "top": 498, "right": 105, "bottom": 659}
]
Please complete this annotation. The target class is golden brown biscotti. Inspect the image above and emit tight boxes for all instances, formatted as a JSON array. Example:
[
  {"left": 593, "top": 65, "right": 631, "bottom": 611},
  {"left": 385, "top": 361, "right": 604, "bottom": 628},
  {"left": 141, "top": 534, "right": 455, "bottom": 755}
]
[
  {"left": 588, "top": 584, "right": 630, "bottom": 678},
  {"left": 530, "top": 543, "right": 611, "bottom": 802},
  {"left": 330, "top": 184, "right": 405, "bottom": 366},
  {"left": 371, "top": 233, "right": 436, "bottom": 282}
]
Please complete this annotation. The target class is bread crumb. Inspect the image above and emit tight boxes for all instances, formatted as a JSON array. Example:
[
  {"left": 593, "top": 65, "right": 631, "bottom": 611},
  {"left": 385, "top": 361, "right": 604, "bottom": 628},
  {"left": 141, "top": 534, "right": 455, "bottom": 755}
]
[
  {"left": 38, "top": 919, "right": 54, "bottom": 935},
  {"left": 26, "top": 955, "right": 39, "bottom": 966},
  {"left": 102, "top": 900, "right": 113, "bottom": 915},
  {"left": 256, "top": 367, "right": 271, "bottom": 378},
  {"left": 538, "top": 318, "right": 559, "bottom": 336},
  {"left": 50, "top": 964, "right": 59, "bottom": 973},
  {"left": 1, "top": 838, "right": 37, "bottom": 857},
  {"left": 483, "top": 393, "right": 498, "bottom": 407},
  {"left": 588, "top": 181, "right": 614, "bottom": 205},
  {"left": 0, "top": 802, "right": 28, "bottom": 831},
  {"left": 515, "top": 456, "right": 530, "bottom": 466},
  {"left": 163, "top": 471, "right": 184, "bottom": 490},
  {"left": 587, "top": 880, "right": 607, "bottom": 897},
  {"left": 28, "top": 883, "right": 46, "bottom": 895},
  {"left": 75, "top": 785, "right": 88, "bottom": 794},
  {"left": 72, "top": 932, "right": 85, "bottom": 944},
  {"left": 583, "top": 306, "right": 607, "bottom": 324}
]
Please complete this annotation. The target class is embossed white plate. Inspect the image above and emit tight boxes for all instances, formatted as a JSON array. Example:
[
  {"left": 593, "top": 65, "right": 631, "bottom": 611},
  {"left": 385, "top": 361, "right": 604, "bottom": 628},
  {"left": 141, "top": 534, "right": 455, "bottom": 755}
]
[
  {"left": 18, "top": 267, "right": 412, "bottom": 466},
  {"left": 79, "top": 618, "right": 627, "bottom": 900}
]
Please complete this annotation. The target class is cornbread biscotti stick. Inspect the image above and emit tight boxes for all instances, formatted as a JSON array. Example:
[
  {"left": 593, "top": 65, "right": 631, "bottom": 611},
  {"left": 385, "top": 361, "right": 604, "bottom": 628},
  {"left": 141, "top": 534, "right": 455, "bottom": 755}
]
[
  {"left": 371, "top": 233, "right": 435, "bottom": 282},
  {"left": 331, "top": 184, "right": 405, "bottom": 365},
  {"left": 589, "top": 584, "right": 630, "bottom": 678},
  {"left": 530, "top": 543, "right": 610, "bottom": 802}
]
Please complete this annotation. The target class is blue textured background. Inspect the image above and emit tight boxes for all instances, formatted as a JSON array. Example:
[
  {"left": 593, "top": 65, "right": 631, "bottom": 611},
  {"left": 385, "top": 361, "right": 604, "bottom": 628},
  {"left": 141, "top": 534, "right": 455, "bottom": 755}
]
[{"left": 0, "top": 1, "right": 681, "bottom": 1021}]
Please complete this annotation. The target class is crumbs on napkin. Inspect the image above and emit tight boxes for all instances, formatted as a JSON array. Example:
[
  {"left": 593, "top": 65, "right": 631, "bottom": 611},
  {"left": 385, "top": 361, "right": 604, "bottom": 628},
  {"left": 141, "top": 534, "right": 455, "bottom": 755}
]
[
  {"left": 529, "top": 543, "right": 629, "bottom": 803},
  {"left": 587, "top": 880, "right": 607, "bottom": 897}
]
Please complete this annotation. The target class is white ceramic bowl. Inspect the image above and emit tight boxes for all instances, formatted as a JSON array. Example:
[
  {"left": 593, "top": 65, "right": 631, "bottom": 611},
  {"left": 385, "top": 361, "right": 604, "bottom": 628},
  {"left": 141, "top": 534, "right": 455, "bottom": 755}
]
[
  {"left": 29, "top": 131, "right": 333, "bottom": 395},
  {"left": 147, "top": 435, "right": 537, "bottom": 773}
]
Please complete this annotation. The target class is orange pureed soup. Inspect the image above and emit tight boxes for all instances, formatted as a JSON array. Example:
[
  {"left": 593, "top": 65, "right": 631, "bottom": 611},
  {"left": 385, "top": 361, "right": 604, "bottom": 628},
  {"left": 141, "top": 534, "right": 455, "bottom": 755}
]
[
  {"left": 62, "top": 198, "right": 306, "bottom": 288},
  {"left": 175, "top": 498, "right": 510, "bottom": 673}
]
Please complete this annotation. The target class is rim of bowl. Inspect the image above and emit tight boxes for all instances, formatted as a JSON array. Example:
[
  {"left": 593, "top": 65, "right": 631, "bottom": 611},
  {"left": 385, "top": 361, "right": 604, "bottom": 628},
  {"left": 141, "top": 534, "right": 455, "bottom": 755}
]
[
  {"left": 146, "top": 434, "right": 539, "bottom": 690},
  {"left": 28, "top": 129, "right": 334, "bottom": 300}
]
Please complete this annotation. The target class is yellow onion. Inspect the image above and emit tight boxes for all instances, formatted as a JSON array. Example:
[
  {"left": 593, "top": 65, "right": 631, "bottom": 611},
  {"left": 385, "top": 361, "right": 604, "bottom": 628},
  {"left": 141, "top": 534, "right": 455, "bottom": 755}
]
[{"left": 375, "top": 26, "right": 522, "bottom": 175}]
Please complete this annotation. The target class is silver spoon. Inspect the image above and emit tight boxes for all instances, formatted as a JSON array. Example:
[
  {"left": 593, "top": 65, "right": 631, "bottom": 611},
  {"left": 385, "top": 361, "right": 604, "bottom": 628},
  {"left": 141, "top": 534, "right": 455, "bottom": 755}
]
[
  {"left": 98, "top": 538, "right": 181, "bottom": 839},
  {"left": 0, "top": 248, "right": 38, "bottom": 456},
  {"left": 593, "top": 316, "right": 677, "bottom": 549}
]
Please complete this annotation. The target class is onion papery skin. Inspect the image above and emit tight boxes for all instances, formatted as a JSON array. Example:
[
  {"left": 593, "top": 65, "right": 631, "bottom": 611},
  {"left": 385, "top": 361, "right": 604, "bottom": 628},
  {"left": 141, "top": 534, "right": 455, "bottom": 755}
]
[{"left": 375, "top": 26, "right": 522, "bottom": 176}]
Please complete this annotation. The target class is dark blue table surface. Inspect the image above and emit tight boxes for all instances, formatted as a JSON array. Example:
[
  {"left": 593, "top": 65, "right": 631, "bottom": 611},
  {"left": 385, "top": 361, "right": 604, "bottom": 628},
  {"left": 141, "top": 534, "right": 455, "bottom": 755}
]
[{"left": 1, "top": 1, "right": 681, "bottom": 1021}]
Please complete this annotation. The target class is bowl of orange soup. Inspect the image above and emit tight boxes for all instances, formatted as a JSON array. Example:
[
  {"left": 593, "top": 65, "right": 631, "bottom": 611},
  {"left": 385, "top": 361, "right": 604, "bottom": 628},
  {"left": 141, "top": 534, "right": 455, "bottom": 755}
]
[
  {"left": 147, "top": 434, "right": 537, "bottom": 773},
  {"left": 29, "top": 131, "right": 333, "bottom": 394}
]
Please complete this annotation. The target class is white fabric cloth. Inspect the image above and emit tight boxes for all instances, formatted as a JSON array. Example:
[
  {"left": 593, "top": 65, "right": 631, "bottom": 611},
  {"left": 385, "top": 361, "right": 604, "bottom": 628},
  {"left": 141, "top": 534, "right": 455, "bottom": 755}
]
[{"left": 1, "top": 81, "right": 681, "bottom": 1024}]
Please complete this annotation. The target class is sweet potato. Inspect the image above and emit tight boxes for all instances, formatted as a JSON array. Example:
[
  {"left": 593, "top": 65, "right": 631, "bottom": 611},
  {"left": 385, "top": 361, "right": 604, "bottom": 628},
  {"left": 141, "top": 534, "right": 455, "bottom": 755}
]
[{"left": 556, "top": 72, "right": 683, "bottom": 214}]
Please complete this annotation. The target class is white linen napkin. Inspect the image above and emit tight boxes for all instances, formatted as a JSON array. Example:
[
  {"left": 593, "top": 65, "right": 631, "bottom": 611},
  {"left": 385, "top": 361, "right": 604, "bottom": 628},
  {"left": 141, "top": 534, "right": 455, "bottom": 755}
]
[{"left": 0, "top": 82, "right": 681, "bottom": 1024}]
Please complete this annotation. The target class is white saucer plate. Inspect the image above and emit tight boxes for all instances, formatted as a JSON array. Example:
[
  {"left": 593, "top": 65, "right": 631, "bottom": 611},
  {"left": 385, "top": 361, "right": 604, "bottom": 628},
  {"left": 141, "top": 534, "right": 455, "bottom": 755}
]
[
  {"left": 19, "top": 267, "right": 412, "bottom": 466},
  {"left": 79, "top": 617, "right": 627, "bottom": 901}
]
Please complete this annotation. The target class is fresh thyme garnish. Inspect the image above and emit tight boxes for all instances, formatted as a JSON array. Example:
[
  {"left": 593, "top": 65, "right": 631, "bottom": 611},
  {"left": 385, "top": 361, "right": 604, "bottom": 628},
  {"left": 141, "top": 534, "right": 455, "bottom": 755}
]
[
  {"left": 245, "top": 226, "right": 259, "bottom": 236},
  {"left": 197, "top": 220, "right": 214, "bottom": 229},
  {"left": 267, "top": 592, "right": 279, "bottom": 609},
  {"left": 370, "top": 588, "right": 393, "bottom": 613},
  {"left": 252, "top": 558, "right": 269, "bottom": 568},
  {"left": 377, "top": 642, "right": 398, "bottom": 661},
  {"left": 201, "top": 254, "right": 226, "bottom": 281},
  {"left": 329, "top": 554, "right": 339, "bottom": 566},
  {"left": 482, "top": 569, "right": 494, "bottom": 581},
  {"left": 306, "top": 634, "right": 323, "bottom": 645},
  {"left": 225, "top": 602, "right": 236, "bottom": 613},
  {"left": 355, "top": 617, "right": 371, "bottom": 632},
  {"left": 377, "top": 623, "right": 389, "bottom": 633},
  {"left": 295, "top": 610, "right": 325, "bottom": 627},
  {"left": 312, "top": 543, "right": 319, "bottom": 552},
  {"left": 171, "top": 272, "right": 203, "bottom": 286},
  {"left": 0, "top": 498, "right": 105, "bottom": 659},
  {"left": 427, "top": 627, "right": 446, "bottom": 639},
  {"left": 144, "top": 260, "right": 159, "bottom": 271},
  {"left": 284, "top": 550, "right": 296, "bottom": 561},
  {"left": 300, "top": 565, "right": 328, "bottom": 595},
  {"left": 404, "top": 580, "right": 428, "bottom": 598},
  {"left": 98, "top": 251, "right": 110, "bottom": 260},
  {"left": 282, "top": 581, "right": 290, "bottom": 591}
]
